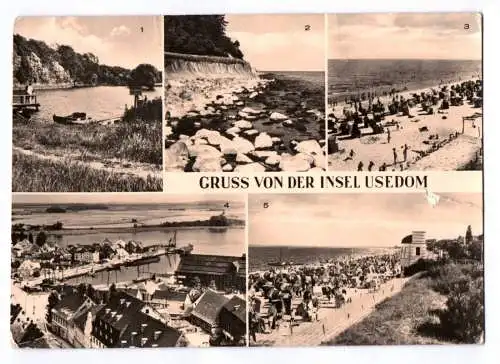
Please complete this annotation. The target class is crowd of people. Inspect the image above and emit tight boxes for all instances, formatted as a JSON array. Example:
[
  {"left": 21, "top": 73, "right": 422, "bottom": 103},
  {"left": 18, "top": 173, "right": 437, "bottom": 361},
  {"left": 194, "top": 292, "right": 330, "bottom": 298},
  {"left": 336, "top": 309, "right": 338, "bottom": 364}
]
[
  {"left": 248, "top": 253, "right": 401, "bottom": 342},
  {"left": 328, "top": 79, "right": 483, "bottom": 171}
]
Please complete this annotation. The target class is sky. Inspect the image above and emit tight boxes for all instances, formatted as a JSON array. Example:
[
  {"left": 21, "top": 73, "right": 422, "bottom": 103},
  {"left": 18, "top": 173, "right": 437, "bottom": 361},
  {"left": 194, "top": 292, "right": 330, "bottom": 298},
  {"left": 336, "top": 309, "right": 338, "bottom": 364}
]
[
  {"left": 328, "top": 13, "right": 482, "bottom": 60},
  {"left": 226, "top": 14, "right": 324, "bottom": 72},
  {"left": 12, "top": 193, "right": 244, "bottom": 206},
  {"left": 249, "top": 193, "right": 483, "bottom": 247},
  {"left": 14, "top": 16, "right": 163, "bottom": 69}
]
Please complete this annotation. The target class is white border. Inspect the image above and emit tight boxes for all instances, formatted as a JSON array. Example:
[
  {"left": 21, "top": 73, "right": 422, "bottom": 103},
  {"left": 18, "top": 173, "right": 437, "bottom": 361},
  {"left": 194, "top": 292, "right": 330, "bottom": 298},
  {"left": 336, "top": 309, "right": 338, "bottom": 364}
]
[{"left": 2, "top": 1, "right": 499, "bottom": 364}]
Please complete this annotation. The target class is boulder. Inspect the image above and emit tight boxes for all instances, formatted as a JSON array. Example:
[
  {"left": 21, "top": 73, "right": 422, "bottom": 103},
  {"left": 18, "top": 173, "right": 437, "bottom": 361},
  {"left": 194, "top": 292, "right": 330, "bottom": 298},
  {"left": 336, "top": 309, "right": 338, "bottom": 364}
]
[
  {"left": 164, "top": 141, "right": 189, "bottom": 171},
  {"left": 234, "top": 119, "right": 253, "bottom": 129},
  {"left": 234, "top": 163, "right": 266, "bottom": 172},
  {"left": 242, "top": 106, "right": 261, "bottom": 115},
  {"left": 244, "top": 129, "right": 259, "bottom": 136},
  {"left": 254, "top": 132, "right": 274, "bottom": 149},
  {"left": 295, "top": 140, "right": 323, "bottom": 156},
  {"left": 249, "top": 91, "right": 258, "bottom": 99},
  {"left": 226, "top": 126, "right": 241, "bottom": 135},
  {"left": 270, "top": 112, "right": 288, "bottom": 121},
  {"left": 188, "top": 144, "right": 222, "bottom": 159},
  {"left": 165, "top": 126, "right": 173, "bottom": 137},
  {"left": 232, "top": 137, "right": 255, "bottom": 154},
  {"left": 236, "top": 153, "right": 253, "bottom": 164},
  {"left": 279, "top": 153, "right": 312, "bottom": 172},
  {"left": 251, "top": 150, "right": 278, "bottom": 159},
  {"left": 265, "top": 155, "right": 281, "bottom": 166},
  {"left": 192, "top": 157, "right": 223, "bottom": 172},
  {"left": 222, "top": 164, "right": 234, "bottom": 172},
  {"left": 194, "top": 138, "right": 208, "bottom": 145},
  {"left": 271, "top": 137, "right": 282, "bottom": 144}
]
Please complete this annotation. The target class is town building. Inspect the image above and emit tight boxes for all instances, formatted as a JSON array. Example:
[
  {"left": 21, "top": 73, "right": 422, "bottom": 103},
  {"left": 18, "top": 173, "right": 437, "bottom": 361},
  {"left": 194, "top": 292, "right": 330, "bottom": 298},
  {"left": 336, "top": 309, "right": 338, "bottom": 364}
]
[
  {"left": 400, "top": 230, "right": 429, "bottom": 267},
  {"left": 74, "top": 248, "right": 100, "bottom": 264},
  {"left": 175, "top": 254, "right": 246, "bottom": 292},
  {"left": 17, "top": 260, "right": 41, "bottom": 279},
  {"left": 51, "top": 292, "right": 95, "bottom": 343},
  {"left": 219, "top": 295, "right": 246, "bottom": 344},
  {"left": 90, "top": 291, "right": 184, "bottom": 348},
  {"left": 189, "top": 289, "right": 228, "bottom": 334}
]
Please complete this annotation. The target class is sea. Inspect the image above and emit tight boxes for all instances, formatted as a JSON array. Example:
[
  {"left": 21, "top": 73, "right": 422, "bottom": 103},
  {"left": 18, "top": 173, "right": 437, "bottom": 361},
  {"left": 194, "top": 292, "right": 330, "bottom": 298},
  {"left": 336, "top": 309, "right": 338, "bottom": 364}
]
[
  {"left": 32, "top": 86, "right": 162, "bottom": 122},
  {"left": 13, "top": 202, "right": 245, "bottom": 284},
  {"left": 249, "top": 245, "right": 398, "bottom": 272},
  {"left": 328, "top": 59, "right": 482, "bottom": 102}
]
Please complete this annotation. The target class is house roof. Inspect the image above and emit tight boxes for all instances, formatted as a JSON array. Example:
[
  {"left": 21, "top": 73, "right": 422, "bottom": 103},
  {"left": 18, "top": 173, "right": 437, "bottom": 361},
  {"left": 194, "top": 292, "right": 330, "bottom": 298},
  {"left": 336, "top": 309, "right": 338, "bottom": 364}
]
[
  {"left": 73, "top": 303, "right": 106, "bottom": 331},
  {"left": 191, "top": 289, "right": 229, "bottom": 326},
  {"left": 176, "top": 254, "right": 245, "bottom": 276},
  {"left": 53, "top": 293, "right": 88, "bottom": 316},
  {"left": 221, "top": 296, "right": 246, "bottom": 323},
  {"left": 401, "top": 235, "right": 413, "bottom": 244},
  {"left": 151, "top": 289, "right": 187, "bottom": 302},
  {"left": 117, "top": 311, "right": 182, "bottom": 348},
  {"left": 93, "top": 291, "right": 182, "bottom": 348},
  {"left": 94, "top": 291, "right": 146, "bottom": 332}
]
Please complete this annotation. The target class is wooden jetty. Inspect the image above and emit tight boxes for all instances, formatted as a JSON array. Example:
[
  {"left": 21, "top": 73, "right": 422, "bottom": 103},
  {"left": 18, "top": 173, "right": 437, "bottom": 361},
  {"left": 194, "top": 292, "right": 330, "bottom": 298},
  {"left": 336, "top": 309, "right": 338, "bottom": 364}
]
[{"left": 13, "top": 89, "right": 40, "bottom": 112}]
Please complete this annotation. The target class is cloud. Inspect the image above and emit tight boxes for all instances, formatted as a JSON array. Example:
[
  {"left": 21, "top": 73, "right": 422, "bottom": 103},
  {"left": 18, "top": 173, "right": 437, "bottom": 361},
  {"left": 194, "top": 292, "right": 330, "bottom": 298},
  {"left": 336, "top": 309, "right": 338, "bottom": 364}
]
[
  {"left": 329, "top": 13, "right": 481, "bottom": 59},
  {"left": 110, "top": 25, "right": 131, "bottom": 37}
]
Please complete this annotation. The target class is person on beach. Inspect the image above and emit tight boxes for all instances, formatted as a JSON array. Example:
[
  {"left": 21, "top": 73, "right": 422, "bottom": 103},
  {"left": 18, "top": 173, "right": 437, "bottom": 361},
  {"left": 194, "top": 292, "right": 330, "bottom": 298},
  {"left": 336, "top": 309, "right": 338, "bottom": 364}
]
[
  {"left": 402, "top": 144, "right": 409, "bottom": 162},
  {"left": 387, "top": 129, "right": 391, "bottom": 144},
  {"left": 379, "top": 163, "right": 387, "bottom": 171},
  {"left": 368, "top": 161, "right": 375, "bottom": 171},
  {"left": 357, "top": 161, "right": 364, "bottom": 171},
  {"left": 392, "top": 148, "right": 397, "bottom": 165}
]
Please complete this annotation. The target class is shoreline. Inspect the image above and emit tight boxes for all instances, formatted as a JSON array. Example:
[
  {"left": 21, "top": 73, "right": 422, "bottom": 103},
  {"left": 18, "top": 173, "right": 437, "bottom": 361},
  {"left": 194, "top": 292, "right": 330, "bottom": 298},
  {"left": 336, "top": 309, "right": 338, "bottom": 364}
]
[
  {"left": 328, "top": 78, "right": 482, "bottom": 172},
  {"left": 165, "top": 71, "right": 326, "bottom": 172}
]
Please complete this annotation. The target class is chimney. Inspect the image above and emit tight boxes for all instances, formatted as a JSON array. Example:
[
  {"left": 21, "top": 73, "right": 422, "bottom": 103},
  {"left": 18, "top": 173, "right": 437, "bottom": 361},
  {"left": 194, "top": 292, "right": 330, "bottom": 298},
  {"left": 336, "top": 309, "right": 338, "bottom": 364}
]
[
  {"left": 130, "top": 331, "right": 137, "bottom": 347},
  {"left": 141, "top": 323, "right": 147, "bottom": 334},
  {"left": 153, "top": 330, "right": 162, "bottom": 341}
]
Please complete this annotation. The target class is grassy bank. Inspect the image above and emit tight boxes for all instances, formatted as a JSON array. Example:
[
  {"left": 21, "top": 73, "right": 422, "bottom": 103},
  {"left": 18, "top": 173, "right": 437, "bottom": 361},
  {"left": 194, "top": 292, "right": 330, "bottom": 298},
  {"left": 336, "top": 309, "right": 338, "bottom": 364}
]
[
  {"left": 326, "top": 262, "right": 484, "bottom": 345},
  {"left": 13, "top": 99, "right": 162, "bottom": 166},
  {"left": 12, "top": 151, "right": 162, "bottom": 192}
]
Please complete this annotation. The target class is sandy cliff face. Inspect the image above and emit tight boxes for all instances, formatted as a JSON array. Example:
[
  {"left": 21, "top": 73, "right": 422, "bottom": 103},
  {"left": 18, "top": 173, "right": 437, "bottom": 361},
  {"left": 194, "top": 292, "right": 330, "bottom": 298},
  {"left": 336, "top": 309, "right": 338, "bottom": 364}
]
[{"left": 165, "top": 52, "right": 257, "bottom": 80}]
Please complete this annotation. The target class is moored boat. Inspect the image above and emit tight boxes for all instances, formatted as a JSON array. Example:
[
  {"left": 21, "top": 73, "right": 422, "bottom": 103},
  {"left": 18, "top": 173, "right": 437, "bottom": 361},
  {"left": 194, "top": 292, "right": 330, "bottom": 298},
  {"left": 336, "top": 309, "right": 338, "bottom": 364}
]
[{"left": 53, "top": 112, "right": 87, "bottom": 125}]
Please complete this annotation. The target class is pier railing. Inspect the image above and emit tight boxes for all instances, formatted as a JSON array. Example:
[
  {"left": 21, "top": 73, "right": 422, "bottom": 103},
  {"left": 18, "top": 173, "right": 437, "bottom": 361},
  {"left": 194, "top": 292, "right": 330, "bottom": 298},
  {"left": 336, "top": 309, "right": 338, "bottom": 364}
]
[{"left": 13, "top": 94, "right": 38, "bottom": 106}]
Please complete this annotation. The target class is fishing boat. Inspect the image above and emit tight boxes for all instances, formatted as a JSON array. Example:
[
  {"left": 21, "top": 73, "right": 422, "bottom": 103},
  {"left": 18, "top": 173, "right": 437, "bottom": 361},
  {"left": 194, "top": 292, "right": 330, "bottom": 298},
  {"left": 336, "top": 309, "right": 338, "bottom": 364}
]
[
  {"left": 52, "top": 112, "right": 87, "bottom": 125},
  {"left": 124, "top": 255, "right": 161, "bottom": 267},
  {"left": 175, "top": 243, "right": 194, "bottom": 256}
]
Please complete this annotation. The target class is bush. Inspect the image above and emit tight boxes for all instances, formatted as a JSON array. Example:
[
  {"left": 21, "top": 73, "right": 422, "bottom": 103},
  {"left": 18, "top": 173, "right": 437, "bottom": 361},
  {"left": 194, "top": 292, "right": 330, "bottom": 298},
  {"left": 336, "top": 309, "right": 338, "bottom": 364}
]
[{"left": 438, "top": 279, "right": 484, "bottom": 343}]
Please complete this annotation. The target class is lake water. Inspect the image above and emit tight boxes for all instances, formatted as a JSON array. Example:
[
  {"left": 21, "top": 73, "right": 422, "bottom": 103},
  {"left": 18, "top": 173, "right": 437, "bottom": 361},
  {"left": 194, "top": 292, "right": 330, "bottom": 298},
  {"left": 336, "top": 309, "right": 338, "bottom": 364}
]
[
  {"left": 65, "top": 227, "right": 245, "bottom": 286},
  {"left": 328, "top": 59, "right": 482, "bottom": 102},
  {"left": 12, "top": 202, "right": 245, "bottom": 229},
  {"left": 249, "top": 246, "right": 398, "bottom": 272},
  {"left": 33, "top": 86, "right": 162, "bottom": 122}
]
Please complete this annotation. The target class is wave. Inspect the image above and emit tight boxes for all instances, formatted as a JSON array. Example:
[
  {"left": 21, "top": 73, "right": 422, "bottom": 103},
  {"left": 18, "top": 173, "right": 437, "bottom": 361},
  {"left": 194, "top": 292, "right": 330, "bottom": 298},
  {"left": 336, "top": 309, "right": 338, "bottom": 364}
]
[{"left": 165, "top": 51, "right": 257, "bottom": 79}]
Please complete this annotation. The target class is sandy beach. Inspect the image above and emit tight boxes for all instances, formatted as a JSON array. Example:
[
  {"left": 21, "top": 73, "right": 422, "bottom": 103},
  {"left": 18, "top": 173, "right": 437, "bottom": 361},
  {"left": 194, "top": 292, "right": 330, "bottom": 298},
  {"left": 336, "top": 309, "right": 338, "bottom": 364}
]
[
  {"left": 251, "top": 276, "right": 409, "bottom": 347},
  {"left": 164, "top": 72, "right": 326, "bottom": 172},
  {"left": 328, "top": 79, "right": 483, "bottom": 171}
]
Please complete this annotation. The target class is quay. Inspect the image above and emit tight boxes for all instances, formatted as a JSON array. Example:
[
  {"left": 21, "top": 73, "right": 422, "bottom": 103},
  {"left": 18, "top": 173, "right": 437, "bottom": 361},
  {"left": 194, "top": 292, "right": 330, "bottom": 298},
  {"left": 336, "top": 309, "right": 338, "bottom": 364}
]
[
  {"left": 20, "top": 248, "right": 178, "bottom": 287},
  {"left": 13, "top": 92, "right": 40, "bottom": 112}
]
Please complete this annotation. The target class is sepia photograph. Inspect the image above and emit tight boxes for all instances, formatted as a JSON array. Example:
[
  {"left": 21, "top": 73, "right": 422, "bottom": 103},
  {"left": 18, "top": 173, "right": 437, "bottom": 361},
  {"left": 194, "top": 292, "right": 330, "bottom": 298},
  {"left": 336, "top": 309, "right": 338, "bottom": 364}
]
[
  {"left": 327, "top": 13, "right": 483, "bottom": 172},
  {"left": 12, "top": 16, "right": 163, "bottom": 192},
  {"left": 164, "top": 14, "right": 326, "bottom": 173},
  {"left": 248, "top": 193, "right": 483, "bottom": 346},
  {"left": 10, "top": 194, "right": 246, "bottom": 348}
]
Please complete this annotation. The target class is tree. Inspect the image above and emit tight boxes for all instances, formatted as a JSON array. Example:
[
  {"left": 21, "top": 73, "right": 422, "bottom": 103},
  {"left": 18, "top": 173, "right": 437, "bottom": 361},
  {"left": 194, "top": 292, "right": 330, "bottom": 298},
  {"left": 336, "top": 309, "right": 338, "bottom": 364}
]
[
  {"left": 46, "top": 291, "right": 59, "bottom": 324},
  {"left": 129, "top": 63, "right": 158, "bottom": 90},
  {"left": 35, "top": 231, "right": 47, "bottom": 247},
  {"left": 11, "top": 260, "right": 21, "bottom": 269},
  {"left": 465, "top": 225, "right": 473, "bottom": 245}
]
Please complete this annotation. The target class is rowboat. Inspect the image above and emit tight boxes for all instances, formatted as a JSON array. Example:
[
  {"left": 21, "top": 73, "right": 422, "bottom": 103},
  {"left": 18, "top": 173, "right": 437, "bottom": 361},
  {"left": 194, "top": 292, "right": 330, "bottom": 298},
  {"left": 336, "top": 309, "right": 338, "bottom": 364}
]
[{"left": 52, "top": 112, "right": 87, "bottom": 125}]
